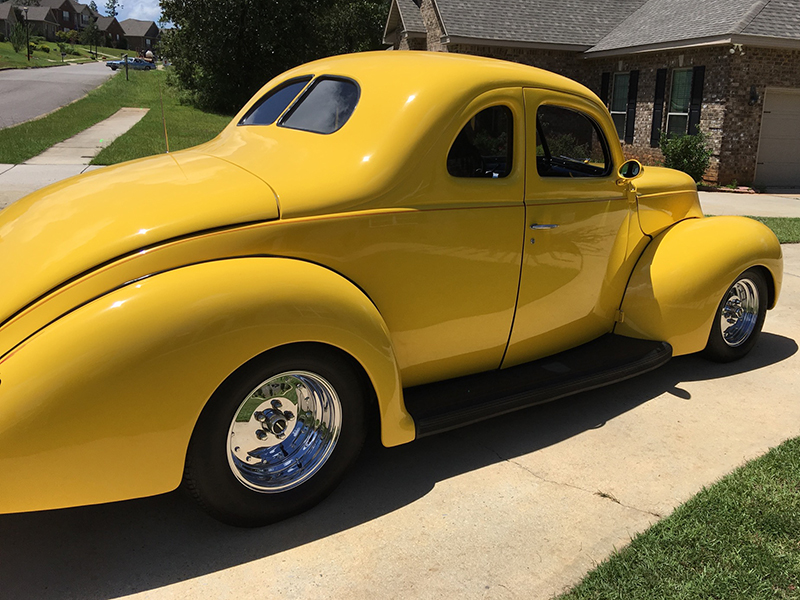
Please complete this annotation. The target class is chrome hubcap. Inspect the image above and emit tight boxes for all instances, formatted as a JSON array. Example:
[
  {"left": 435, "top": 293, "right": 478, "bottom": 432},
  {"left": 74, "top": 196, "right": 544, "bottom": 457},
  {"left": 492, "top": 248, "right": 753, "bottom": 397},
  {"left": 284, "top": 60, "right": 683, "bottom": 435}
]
[
  {"left": 720, "top": 278, "right": 759, "bottom": 347},
  {"left": 227, "top": 371, "right": 342, "bottom": 493}
]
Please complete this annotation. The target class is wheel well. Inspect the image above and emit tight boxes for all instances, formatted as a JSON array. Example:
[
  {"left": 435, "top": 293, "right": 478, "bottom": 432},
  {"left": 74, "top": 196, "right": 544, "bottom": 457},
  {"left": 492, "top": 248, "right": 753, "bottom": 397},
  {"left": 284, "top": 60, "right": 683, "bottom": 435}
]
[
  {"left": 201, "top": 342, "right": 381, "bottom": 441},
  {"left": 751, "top": 265, "right": 775, "bottom": 308}
]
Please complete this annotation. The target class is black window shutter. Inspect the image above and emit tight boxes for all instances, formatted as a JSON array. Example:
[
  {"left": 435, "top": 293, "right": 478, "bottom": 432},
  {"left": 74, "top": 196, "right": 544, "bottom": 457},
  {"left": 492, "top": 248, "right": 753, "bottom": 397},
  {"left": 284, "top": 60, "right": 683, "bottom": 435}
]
[
  {"left": 600, "top": 72, "right": 610, "bottom": 106},
  {"left": 650, "top": 68, "right": 667, "bottom": 147},
  {"left": 624, "top": 70, "right": 639, "bottom": 145},
  {"left": 688, "top": 65, "right": 705, "bottom": 135}
]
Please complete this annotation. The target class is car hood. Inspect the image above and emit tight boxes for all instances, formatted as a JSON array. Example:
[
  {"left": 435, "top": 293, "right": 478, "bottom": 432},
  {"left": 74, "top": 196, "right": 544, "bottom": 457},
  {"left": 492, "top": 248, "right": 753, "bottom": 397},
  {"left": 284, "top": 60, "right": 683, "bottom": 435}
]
[{"left": 0, "top": 151, "right": 278, "bottom": 326}]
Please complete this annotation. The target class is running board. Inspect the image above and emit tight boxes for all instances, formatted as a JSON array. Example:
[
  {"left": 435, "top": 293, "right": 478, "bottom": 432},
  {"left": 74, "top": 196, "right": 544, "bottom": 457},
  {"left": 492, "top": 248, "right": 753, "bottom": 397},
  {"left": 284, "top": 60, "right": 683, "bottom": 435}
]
[{"left": 404, "top": 334, "right": 672, "bottom": 438}]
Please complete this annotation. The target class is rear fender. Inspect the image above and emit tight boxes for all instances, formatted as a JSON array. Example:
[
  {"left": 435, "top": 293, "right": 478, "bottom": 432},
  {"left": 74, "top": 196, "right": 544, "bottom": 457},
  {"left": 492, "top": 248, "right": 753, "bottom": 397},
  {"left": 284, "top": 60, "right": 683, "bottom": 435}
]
[
  {"left": 615, "top": 216, "right": 783, "bottom": 355},
  {"left": 0, "top": 257, "right": 410, "bottom": 514}
]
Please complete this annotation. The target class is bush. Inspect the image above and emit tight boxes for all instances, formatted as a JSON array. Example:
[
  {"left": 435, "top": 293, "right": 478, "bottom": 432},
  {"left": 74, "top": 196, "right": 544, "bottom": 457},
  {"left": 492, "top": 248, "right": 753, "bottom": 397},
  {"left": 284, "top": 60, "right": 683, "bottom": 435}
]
[
  {"left": 659, "top": 129, "right": 713, "bottom": 183},
  {"left": 40, "top": 44, "right": 51, "bottom": 53},
  {"left": 0, "top": 33, "right": 6, "bottom": 43},
  {"left": 9, "top": 22, "right": 25, "bottom": 53}
]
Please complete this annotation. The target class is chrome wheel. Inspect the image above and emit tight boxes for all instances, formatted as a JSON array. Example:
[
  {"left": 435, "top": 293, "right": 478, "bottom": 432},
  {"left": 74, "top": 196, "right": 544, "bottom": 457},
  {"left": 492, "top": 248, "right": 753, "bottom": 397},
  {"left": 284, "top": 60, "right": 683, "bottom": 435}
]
[
  {"left": 227, "top": 371, "right": 342, "bottom": 493},
  {"left": 720, "top": 278, "right": 759, "bottom": 347}
]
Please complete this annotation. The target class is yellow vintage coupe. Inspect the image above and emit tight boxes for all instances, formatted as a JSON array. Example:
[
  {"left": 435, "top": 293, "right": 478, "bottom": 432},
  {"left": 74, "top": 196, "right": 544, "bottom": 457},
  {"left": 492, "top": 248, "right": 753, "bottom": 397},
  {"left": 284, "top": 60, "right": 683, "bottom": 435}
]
[{"left": 0, "top": 52, "right": 783, "bottom": 526}]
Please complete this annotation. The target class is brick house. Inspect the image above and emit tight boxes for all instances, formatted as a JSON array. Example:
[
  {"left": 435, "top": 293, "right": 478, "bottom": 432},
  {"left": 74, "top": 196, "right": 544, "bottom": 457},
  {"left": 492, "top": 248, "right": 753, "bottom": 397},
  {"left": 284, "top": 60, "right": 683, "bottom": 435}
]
[
  {"left": 120, "top": 18, "right": 159, "bottom": 54},
  {"left": 37, "top": 0, "right": 81, "bottom": 31},
  {"left": 96, "top": 15, "right": 125, "bottom": 48},
  {"left": 1, "top": 3, "right": 59, "bottom": 41},
  {"left": 0, "top": 2, "right": 19, "bottom": 39},
  {"left": 384, "top": 0, "right": 800, "bottom": 188}
]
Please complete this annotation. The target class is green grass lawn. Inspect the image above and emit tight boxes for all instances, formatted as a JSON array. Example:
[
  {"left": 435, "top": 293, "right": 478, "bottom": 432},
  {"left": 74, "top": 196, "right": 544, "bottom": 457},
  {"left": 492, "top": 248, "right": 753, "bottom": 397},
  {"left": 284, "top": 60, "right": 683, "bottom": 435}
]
[
  {"left": 0, "top": 40, "right": 121, "bottom": 69},
  {"left": 749, "top": 217, "right": 800, "bottom": 244},
  {"left": 559, "top": 437, "right": 800, "bottom": 599},
  {"left": 0, "top": 69, "right": 230, "bottom": 165}
]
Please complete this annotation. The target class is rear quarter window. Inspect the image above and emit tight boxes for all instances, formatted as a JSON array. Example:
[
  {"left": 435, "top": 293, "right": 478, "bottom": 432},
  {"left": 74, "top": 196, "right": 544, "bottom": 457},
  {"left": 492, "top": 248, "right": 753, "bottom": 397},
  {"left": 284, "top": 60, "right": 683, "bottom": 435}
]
[
  {"left": 279, "top": 77, "right": 360, "bottom": 135},
  {"left": 239, "top": 76, "right": 312, "bottom": 126}
]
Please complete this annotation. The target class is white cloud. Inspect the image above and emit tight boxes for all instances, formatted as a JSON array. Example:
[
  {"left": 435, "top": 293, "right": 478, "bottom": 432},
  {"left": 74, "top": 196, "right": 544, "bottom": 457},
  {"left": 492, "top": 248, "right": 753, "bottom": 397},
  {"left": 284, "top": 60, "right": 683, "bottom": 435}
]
[{"left": 117, "top": 0, "right": 162, "bottom": 23}]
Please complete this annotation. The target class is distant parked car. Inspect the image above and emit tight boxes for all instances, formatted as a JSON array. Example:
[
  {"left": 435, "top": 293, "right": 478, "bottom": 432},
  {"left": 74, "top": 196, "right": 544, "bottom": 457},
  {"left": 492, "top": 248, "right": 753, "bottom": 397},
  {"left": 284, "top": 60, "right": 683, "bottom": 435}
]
[{"left": 106, "top": 56, "right": 155, "bottom": 71}]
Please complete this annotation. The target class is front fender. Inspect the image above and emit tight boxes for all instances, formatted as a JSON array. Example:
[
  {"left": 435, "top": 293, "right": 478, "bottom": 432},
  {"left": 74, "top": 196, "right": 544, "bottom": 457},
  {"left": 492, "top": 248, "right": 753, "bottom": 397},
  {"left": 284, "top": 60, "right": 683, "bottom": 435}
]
[
  {"left": 0, "top": 258, "right": 411, "bottom": 514},
  {"left": 615, "top": 216, "right": 783, "bottom": 355}
]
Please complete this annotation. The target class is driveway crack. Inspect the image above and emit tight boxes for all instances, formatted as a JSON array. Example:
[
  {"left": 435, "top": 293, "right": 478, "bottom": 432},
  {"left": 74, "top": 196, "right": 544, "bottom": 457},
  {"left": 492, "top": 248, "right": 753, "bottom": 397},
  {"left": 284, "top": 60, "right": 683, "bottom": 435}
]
[{"left": 480, "top": 444, "right": 663, "bottom": 518}]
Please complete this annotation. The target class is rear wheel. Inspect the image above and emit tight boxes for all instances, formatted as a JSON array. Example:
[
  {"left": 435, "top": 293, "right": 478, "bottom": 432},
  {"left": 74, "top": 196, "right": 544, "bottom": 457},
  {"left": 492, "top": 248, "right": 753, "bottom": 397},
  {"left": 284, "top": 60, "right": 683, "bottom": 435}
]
[
  {"left": 184, "top": 346, "right": 367, "bottom": 527},
  {"left": 703, "top": 268, "right": 768, "bottom": 362}
]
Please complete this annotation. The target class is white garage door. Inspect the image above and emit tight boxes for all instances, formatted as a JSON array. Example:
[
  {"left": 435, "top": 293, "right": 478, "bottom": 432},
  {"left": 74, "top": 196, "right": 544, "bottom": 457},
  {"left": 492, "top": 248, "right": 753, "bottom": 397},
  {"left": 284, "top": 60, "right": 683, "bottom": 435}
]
[{"left": 755, "top": 88, "right": 800, "bottom": 188}]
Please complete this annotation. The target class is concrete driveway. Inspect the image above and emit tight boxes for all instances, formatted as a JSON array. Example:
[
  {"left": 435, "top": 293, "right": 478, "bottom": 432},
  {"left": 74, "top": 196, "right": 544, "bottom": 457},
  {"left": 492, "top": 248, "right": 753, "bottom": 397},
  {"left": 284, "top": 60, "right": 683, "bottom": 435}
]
[
  {"left": 0, "top": 62, "right": 114, "bottom": 129},
  {"left": 0, "top": 247, "right": 797, "bottom": 598}
]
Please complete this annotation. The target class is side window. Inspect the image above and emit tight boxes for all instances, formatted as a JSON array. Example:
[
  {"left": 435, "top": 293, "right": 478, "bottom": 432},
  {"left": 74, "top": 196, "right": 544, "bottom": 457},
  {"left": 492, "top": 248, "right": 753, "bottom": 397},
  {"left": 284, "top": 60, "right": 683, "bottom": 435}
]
[
  {"left": 239, "top": 76, "right": 312, "bottom": 126},
  {"left": 536, "top": 105, "right": 609, "bottom": 178},
  {"left": 447, "top": 105, "right": 513, "bottom": 178}
]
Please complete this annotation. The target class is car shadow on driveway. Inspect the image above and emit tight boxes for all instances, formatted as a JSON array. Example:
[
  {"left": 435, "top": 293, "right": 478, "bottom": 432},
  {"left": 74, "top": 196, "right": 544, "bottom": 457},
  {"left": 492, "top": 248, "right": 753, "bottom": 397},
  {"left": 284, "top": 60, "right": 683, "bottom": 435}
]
[{"left": 0, "top": 333, "right": 795, "bottom": 599}]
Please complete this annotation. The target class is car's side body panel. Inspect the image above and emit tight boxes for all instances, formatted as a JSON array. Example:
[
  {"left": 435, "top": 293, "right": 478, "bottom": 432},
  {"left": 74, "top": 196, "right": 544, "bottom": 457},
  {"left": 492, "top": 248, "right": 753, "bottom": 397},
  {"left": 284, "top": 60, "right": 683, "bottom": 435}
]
[
  {"left": 502, "top": 88, "right": 647, "bottom": 366},
  {"left": 616, "top": 216, "right": 783, "bottom": 355},
  {"left": 0, "top": 258, "right": 407, "bottom": 514}
]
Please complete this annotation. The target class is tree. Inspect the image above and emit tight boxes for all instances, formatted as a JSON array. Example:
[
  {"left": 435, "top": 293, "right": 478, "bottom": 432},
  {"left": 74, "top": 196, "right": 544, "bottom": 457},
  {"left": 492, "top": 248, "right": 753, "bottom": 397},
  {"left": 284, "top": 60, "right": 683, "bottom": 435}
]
[
  {"left": 160, "top": 0, "right": 389, "bottom": 114},
  {"left": 105, "top": 0, "right": 122, "bottom": 17},
  {"left": 89, "top": 1, "right": 98, "bottom": 12},
  {"left": 9, "top": 22, "right": 26, "bottom": 53},
  {"left": 81, "top": 16, "right": 101, "bottom": 53}
]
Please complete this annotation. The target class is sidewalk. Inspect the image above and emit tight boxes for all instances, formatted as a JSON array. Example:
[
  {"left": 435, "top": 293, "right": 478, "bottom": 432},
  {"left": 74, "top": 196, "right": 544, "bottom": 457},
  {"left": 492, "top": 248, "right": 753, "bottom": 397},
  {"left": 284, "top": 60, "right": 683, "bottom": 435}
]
[
  {"left": 0, "top": 107, "right": 148, "bottom": 210},
  {"left": 699, "top": 189, "right": 800, "bottom": 217}
]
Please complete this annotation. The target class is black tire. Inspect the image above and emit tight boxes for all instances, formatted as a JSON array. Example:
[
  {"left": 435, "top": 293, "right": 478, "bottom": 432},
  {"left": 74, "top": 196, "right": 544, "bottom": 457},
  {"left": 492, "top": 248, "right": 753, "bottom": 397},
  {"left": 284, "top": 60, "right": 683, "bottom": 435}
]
[
  {"left": 703, "top": 268, "right": 768, "bottom": 362},
  {"left": 184, "top": 345, "right": 368, "bottom": 527}
]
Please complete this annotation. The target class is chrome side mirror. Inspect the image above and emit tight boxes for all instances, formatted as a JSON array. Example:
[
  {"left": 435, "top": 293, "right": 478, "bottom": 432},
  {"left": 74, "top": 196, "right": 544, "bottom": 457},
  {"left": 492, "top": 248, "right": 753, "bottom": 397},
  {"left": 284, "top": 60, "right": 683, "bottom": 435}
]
[{"left": 618, "top": 159, "right": 644, "bottom": 181}]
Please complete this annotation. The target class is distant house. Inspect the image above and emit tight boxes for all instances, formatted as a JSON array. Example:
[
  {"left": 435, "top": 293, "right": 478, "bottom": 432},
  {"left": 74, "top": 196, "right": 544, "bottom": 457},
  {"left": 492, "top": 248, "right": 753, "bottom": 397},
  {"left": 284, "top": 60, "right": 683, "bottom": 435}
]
[
  {"left": 0, "top": 2, "right": 19, "bottom": 39},
  {"left": 96, "top": 15, "right": 125, "bottom": 48},
  {"left": 5, "top": 4, "right": 59, "bottom": 41},
  {"left": 37, "top": 0, "right": 80, "bottom": 31},
  {"left": 120, "top": 18, "right": 159, "bottom": 53},
  {"left": 385, "top": 0, "right": 800, "bottom": 188}
]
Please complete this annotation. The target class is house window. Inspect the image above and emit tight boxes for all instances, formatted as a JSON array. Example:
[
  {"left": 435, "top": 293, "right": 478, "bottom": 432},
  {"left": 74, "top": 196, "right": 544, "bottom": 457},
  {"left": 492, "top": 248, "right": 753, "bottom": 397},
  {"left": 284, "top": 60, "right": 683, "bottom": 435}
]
[
  {"left": 146, "top": 38, "right": 151, "bottom": 47},
  {"left": 62, "top": 10, "right": 69, "bottom": 20},
  {"left": 666, "top": 68, "right": 693, "bottom": 136},
  {"left": 447, "top": 105, "right": 513, "bottom": 178},
  {"left": 610, "top": 73, "right": 629, "bottom": 140}
]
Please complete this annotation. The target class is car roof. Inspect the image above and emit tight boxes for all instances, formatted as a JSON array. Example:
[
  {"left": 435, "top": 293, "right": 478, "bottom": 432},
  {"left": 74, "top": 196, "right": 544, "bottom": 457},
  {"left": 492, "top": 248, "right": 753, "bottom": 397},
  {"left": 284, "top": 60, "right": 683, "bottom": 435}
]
[{"left": 240, "top": 51, "right": 599, "bottom": 119}]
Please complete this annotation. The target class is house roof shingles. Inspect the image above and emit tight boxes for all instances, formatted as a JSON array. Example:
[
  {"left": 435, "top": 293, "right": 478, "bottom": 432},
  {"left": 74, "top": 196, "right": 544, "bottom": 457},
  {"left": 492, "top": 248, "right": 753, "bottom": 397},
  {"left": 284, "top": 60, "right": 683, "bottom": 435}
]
[
  {"left": 120, "top": 18, "right": 158, "bottom": 37},
  {"left": 587, "top": 0, "right": 775, "bottom": 53},
  {"left": 397, "top": 0, "right": 426, "bottom": 34},
  {"left": 433, "top": 0, "right": 649, "bottom": 47},
  {"left": 0, "top": 2, "right": 15, "bottom": 21},
  {"left": 742, "top": 0, "right": 800, "bottom": 40}
]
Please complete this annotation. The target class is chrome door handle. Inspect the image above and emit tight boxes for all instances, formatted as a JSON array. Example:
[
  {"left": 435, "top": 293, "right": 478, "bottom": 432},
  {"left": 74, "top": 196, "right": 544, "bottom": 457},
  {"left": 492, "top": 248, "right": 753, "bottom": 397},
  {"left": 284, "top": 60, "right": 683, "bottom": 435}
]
[{"left": 530, "top": 224, "right": 559, "bottom": 230}]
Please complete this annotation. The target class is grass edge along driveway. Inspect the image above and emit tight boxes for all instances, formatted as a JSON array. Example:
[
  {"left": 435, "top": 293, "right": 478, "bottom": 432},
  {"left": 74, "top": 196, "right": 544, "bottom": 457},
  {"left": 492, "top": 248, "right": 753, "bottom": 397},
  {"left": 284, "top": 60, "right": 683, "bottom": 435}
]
[
  {"left": 558, "top": 436, "right": 800, "bottom": 600},
  {"left": 0, "top": 69, "right": 230, "bottom": 165}
]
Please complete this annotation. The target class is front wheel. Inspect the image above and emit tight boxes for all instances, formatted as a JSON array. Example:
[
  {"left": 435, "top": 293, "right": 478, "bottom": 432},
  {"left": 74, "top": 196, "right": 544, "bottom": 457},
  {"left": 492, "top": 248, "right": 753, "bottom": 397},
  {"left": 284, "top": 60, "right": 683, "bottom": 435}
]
[
  {"left": 184, "top": 346, "right": 368, "bottom": 527},
  {"left": 703, "top": 268, "right": 768, "bottom": 362}
]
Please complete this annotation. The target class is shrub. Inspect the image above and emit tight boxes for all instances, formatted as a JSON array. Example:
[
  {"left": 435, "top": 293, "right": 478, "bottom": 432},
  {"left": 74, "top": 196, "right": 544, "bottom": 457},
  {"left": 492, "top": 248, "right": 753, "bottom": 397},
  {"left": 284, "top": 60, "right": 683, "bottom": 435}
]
[
  {"left": 659, "top": 129, "right": 713, "bottom": 183},
  {"left": 0, "top": 33, "right": 6, "bottom": 43},
  {"left": 9, "top": 22, "right": 25, "bottom": 53}
]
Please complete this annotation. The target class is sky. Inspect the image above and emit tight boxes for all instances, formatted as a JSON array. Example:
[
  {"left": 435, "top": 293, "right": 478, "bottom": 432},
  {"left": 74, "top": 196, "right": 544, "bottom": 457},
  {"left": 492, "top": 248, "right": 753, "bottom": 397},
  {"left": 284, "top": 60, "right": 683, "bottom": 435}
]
[{"left": 113, "top": 0, "right": 162, "bottom": 23}]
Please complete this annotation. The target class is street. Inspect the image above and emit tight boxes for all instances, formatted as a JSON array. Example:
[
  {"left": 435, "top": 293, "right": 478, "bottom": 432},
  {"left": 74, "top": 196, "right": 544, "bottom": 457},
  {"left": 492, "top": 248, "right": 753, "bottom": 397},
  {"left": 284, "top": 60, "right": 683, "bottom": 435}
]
[{"left": 0, "top": 62, "right": 115, "bottom": 129}]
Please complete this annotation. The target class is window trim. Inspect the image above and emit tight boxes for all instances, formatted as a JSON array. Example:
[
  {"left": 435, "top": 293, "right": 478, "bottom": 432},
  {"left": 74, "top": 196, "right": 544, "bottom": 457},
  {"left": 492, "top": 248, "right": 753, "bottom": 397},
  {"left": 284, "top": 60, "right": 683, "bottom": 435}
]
[{"left": 666, "top": 68, "right": 693, "bottom": 137}]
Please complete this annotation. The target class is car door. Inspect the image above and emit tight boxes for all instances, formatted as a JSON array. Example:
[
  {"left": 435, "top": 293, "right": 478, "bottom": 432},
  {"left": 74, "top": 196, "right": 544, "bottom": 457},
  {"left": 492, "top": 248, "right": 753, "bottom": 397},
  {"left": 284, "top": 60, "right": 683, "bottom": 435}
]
[{"left": 502, "top": 88, "right": 646, "bottom": 368}]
